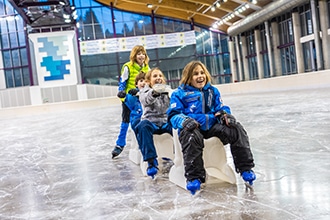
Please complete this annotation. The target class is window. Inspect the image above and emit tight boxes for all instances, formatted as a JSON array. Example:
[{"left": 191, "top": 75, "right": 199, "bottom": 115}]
[
  {"left": 0, "top": 0, "right": 30, "bottom": 88},
  {"left": 278, "top": 13, "right": 297, "bottom": 75},
  {"left": 245, "top": 31, "right": 258, "bottom": 80}
]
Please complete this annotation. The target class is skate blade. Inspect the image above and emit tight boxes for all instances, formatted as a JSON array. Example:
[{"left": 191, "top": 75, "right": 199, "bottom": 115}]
[
  {"left": 244, "top": 182, "right": 254, "bottom": 191},
  {"left": 192, "top": 189, "right": 202, "bottom": 196}
]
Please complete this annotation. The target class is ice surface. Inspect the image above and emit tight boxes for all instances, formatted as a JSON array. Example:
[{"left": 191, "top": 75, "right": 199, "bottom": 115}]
[{"left": 0, "top": 87, "right": 329, "bottom": 219}]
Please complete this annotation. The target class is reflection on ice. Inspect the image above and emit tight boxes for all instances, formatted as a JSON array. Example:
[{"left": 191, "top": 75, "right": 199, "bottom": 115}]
[{"left": 0, "top": 87, "right": 329, "bottom": 219}]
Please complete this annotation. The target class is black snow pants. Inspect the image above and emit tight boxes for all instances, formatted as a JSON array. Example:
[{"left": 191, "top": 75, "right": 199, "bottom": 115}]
[{"left": 179, "top": 122, "right": 255, "bottom": 183}]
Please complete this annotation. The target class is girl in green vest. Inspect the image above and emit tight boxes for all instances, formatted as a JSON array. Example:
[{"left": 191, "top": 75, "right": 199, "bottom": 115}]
[{"left": 112, "top": 45, "right": 150, "bottom": 158}]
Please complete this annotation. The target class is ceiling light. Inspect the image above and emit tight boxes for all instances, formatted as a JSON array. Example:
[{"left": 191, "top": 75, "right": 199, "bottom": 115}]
[
  {"left": 211, "top": 6, "right": 216, "bottom": 12},
  {"left": 147, "top": 4, "right": 153, "bottom": 8},
  {"left": 216, "top": 2, "right": 220, "bottom": 8}
]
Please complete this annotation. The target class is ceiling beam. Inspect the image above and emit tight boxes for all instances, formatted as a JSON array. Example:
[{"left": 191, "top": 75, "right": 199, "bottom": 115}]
[
  {"left": 8, "top": 0, "right": 32, "bottom": 24},
  {"left": 231, "top": 0, "right": 262, "bottom": 10},
  {"left": 115, "top": 0, "right": 224, "bottom": 21}
]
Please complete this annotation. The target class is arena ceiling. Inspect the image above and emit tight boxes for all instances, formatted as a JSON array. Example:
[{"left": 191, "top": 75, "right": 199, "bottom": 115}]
[
  {"left": 96, "top": 0, "right": 273, "bottom": 33},
  {"left": 9, "top": 0, "right": 273, "bottom": 33}
]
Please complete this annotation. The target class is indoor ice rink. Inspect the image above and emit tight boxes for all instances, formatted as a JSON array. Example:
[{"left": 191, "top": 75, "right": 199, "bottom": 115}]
[
  {"left": 0, "top": 85, "right": 329, "bottom": 219},
  {"left": 1, "top": 0, "right": 330, "bottom": 219}
]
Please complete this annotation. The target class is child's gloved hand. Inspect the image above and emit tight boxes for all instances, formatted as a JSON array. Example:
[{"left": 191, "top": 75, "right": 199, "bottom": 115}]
[
  {"left": 117, "top": 90, "right": 126, "bottom": 98},
  {"left": 128, "top": 88, "right": 139, "bottom": 96},
  {"left": 152, "top": 90, "right": 161, "bottom": 97},
  {"left": 182, "top": 118, "right": 199, "bottom": 131},
  {"left": 218, "top": 111, "right": 236, "bottom": 127}
]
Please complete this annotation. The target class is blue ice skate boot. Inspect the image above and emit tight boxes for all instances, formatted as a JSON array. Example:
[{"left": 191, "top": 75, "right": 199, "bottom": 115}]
[
  {"left": 241, "top": 170, "right": 256, "bottom": 186},
  {"left": 112, "top": 146, "right": 123, "bottom": 159},
  {"left": 147, "top": 158, "right": 158, "bottom": 179},
  {"left": 186, "top": 179, "right": 201, "bottom": 195}
]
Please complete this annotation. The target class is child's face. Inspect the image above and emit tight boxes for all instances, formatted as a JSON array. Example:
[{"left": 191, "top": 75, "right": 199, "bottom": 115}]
[
  {"left": 136, "top": 79, "right": 146, "bottom": 90},
  {"left": 191, "top": 65, "right": 206, "bottom": 89},
  {"left": 135, "top": 51, "right": 146, "bottom": 66},
  {"left": 149, "top": 70, "right": 165, "bottom": 86}
]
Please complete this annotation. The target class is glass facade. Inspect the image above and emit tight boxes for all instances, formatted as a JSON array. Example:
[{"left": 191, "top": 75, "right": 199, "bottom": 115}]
[
  {"left": 1, "top": 0, "right": 329, "bottom": 89},
  {"left": 0, "top": 0, "right": 30, "bottom": 88},
  {"left": 195, "top": 29, "right": 231, "bottom": 84},
  {"left": 76, "top": 1, "right": 230, "bottom": 89},
  {"left": 0, "top": 0, "right": 229, "bottom": 89}
]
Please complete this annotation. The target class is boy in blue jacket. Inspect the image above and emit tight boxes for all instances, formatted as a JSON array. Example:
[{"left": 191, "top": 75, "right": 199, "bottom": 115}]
[
  {"left": 167, "top": 61, "right": 256, "bottom": 195},
  {"left": 112, "top": 71, "right": 146, "bottom": 158}
]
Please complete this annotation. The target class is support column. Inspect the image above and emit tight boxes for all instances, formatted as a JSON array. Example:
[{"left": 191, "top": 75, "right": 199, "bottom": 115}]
[
  {"left": 235, "top": 35, "right": 243, "bottom": 82},
  {"left": 292, "top": 10, "right": 304, "bottom": 74},
  {"left": 0, "top": 44, "right": 5, "bottom": 89},
  {"left": 271, "top": 19, "right": 282, "bottom": 77},
  {"left": 311, "top": 0, "right": 323, "bottom": 70},
  {"left": 254, "top": 28, "right": 264, "bottom": 79},
  {"left": 264, "top": 21, "right": 274, "bottom": 78},
  {"left": 319, "top": 0, "right": 330, "bottom": 69},
  {"left": 228, "top": 36, "right": 237, "bottom": 83},
  {"left": 241, "top": 34, "right": 250, "bottom": 81}
]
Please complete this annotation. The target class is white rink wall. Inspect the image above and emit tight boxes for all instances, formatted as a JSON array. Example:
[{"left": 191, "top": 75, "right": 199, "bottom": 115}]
[
  {"left": 0, "top": 70, "right": 329, "bottom": 119},
  {"left": 216, "top": 70, "right": 330, "bottom": 95}
]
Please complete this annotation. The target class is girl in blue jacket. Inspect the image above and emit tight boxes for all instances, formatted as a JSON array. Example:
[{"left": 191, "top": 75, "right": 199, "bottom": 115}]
[{"left": 167, "top": 61, "right": 255, "bottom": 195}]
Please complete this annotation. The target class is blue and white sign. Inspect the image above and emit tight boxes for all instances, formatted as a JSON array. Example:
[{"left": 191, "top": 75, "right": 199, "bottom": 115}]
[{"left": 29, "top": 31, "right": 79, "bottom": 87}]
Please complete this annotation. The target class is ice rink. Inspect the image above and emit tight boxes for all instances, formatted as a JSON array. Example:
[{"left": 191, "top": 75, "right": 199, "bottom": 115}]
[{"left": 0, "top": 87, "right": 329, "bottom": 220}]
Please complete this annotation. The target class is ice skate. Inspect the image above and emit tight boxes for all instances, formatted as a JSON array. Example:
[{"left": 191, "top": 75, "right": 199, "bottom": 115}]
[
  {"left": 186, "top": 179, "right": 201, "bottom": 195},
  {"left": 147, "top": 158, "right": 158, "bottom": 179},
  {"left": 241, "top": 170, "right": 256, "bottom": 189},
  {"left": 112, "top": 146, "right": 123, "bottom": 159}
]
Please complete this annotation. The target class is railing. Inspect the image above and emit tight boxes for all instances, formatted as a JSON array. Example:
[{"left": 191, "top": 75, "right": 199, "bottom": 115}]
[{"left": 0, "top": 84, "right": 118, "bottom": 109}]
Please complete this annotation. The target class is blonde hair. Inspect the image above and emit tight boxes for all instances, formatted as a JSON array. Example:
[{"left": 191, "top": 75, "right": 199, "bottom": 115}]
[
  {"left": 180, "top": 61, "right": 212, "bottom": 86},
  {"left": 145, "top": 67, "right": 166, "bottom": 85},
  {"left": 129, "top": 45, "right": 149, "bottom": 65}
]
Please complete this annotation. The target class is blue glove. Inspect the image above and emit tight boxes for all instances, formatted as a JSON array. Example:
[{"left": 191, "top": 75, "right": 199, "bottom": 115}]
[
  {"left": 117, "top": 90, "right": 126, "bottom": 98},
  {"left": 182, "top": 118, "right": 199, "bottom": 131}
]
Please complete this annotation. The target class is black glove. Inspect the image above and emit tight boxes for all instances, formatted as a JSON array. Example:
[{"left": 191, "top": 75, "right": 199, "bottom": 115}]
[
  {"left": 151, "top": 90, "right": 161, "bottom": 97},
  {"left": 219, "top": 111, "right": 236, "bottom": 127},
  {"left": 117, "top": 90, "right": 126, "bottom": 98},
  {"left": 182, "top": 118, "right": 199, "bottom": 131},
  {"left": 128, "top": 88, "right": 138, "bottom": 96}
]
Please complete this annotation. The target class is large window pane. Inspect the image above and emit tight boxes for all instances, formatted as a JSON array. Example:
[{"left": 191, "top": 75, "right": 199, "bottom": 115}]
[
  {"left": 14, "top": 68, "right": 22, "bottom": 87},
  {"left": 5, "top": 69, "right": 14, "bottom": 88},
  {"left": 22, "top": 67, "right": 30, "bottom": 86},
  {"left": 3, "top": 50, "right": 12, "bottom": 68},
  {"left": 1, "top": 33, "right": 9, "bottom": 49}
]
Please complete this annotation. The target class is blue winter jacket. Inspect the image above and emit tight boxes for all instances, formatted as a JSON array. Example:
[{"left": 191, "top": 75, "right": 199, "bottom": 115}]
[
  {"left": 125, "top": 92, "right": 142, "bottom": 124},
  {"left": 167, "top": 82, "right": 231, "bottom": 131}
]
